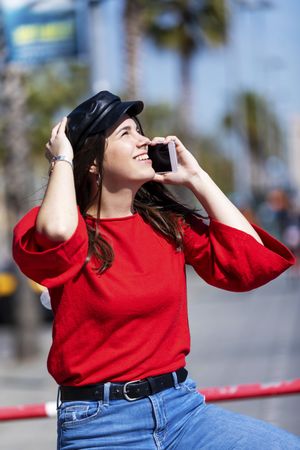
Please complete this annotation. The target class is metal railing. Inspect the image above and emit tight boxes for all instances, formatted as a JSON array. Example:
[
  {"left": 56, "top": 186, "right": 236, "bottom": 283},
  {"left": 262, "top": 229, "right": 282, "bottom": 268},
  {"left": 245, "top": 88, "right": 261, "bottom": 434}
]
[{"left": 1, "top": 378, "right": 300, "bottom": 421}]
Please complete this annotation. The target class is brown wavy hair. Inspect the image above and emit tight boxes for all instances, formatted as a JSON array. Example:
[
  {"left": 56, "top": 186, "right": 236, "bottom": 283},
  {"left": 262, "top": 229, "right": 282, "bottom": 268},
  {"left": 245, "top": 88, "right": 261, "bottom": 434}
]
[{"left": 73, "top": 119, "right": 198, "bottom": 274}]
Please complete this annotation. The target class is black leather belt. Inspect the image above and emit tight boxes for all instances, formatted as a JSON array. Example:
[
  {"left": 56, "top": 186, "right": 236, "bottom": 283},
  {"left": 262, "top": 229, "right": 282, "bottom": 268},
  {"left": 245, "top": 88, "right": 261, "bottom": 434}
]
[{"left": 60, "top": 368, "right": 188, "bottom": 402}]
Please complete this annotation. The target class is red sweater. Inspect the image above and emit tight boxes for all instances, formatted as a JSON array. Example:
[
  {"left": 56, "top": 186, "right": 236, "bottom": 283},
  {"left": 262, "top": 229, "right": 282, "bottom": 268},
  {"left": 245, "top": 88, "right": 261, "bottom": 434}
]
[{"left": 13, "top": 208, "right": 295, "bottom": 386}]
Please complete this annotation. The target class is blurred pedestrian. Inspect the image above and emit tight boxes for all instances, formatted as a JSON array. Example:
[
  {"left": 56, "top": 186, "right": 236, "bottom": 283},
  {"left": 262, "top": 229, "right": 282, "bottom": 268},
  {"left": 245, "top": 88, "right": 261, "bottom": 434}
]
[
  {"left": 257, "top": 188, "right": 293, "bottom": 240},
  {"left": 12, "top": 91, "right": 300, "bottom": 449}
]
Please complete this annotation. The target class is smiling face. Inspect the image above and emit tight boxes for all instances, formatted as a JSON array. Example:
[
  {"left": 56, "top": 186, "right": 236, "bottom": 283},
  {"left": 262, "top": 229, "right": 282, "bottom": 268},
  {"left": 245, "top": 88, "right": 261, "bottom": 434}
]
[{"left": 102, "top": 115, "right": 155, "bottom": 191}]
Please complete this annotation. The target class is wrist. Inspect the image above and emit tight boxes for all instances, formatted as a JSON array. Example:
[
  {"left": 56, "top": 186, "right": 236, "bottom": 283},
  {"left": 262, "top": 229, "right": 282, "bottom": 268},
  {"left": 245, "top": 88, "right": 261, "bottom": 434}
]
[
  {"left": 184, "top": 168, "right": 210, "bottom": 192},
  {"left": 54, "top": 153, "right": 73, "bottom": 162},
  {"left": 49, "top": 155, "right": 74, "bottom": 176}
]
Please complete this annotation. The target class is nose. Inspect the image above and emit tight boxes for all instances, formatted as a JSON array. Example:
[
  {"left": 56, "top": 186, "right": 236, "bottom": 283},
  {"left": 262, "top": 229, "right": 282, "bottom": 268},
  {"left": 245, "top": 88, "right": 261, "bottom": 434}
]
[{"left": 136, "top": 134, "right": 151, "bottom": 149}]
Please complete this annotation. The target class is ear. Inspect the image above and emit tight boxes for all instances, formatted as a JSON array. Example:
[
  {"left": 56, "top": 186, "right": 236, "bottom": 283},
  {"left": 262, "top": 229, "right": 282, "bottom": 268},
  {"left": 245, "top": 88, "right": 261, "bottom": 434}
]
[{"left": 89, "top": 160, "right": 99, "bottom": 175}]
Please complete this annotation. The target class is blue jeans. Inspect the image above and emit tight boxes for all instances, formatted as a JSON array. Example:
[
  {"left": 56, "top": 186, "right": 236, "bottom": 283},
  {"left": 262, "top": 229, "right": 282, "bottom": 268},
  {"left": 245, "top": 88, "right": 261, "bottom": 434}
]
[{"left": 57, "top": 377, "right": 300, "bottom": 449}]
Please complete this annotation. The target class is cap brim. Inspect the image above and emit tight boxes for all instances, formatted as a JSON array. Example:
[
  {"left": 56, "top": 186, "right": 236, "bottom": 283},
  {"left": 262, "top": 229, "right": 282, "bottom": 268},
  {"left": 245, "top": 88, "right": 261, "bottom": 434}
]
[{"left": 89, "top": 100, "right": 144, "bottom": 135}]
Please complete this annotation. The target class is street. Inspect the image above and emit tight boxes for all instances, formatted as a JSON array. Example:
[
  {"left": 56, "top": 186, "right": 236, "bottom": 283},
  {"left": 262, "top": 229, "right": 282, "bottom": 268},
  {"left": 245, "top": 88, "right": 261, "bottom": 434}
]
[
  {"left": 0, "top": 269, "right": 299, "bottom": 449},
  {"left": 187, "top": 267, "right": 300, "bottom": 436}
]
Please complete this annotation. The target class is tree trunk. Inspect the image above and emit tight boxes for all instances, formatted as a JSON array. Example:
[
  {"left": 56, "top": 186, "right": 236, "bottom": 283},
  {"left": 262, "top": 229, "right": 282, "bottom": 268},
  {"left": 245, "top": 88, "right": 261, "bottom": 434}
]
[
  {"left": 1, "top": 64, "right": 41, "bottom": 359},
  {"left": 124, "top": 0, "right": 143, "bottom": 98},
  {"left": 179, "top": 54, "right": 193, "bottom": 134}
]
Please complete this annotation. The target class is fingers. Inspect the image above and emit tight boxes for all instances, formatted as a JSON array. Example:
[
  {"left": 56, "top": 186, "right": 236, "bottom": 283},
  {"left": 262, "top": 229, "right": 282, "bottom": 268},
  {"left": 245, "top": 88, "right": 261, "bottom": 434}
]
[
  {"left": 47, "top": 117, "right": 67, "bottom": 148},
  {"left": 152, "top": 172, "right": 173, "bottom": 184},
  {"left": 45, "top": 117, "right": 74, "bottom": 162},
  {"left": 149, "top": 137, "right": 166, "bottom": 145},
  {"left": 50, "top": 117, "right": 67, "bottom": 141},
  {"left": 50, "top": 122, "right": 61, "bottom": 141},
  {"left": 45, "top": 117, "right": 67, "bottom": 159},
  {"left": 45, "top": 138, "right": 53, "bottom": 154},
  {"left": 149, "top": 136, "right": 181, "bottom": 147},
  {"left": 57, "top": 116, "right": 68, "bottom": 135},
  {"left": 44, "top": 145, "right": 53, "bottom": 162},
  {"left": 153, "top": 173, "right": 165, "bottom": 182},
  {"left": 165, "top": 136, "right": 182, "bottom": 146}
]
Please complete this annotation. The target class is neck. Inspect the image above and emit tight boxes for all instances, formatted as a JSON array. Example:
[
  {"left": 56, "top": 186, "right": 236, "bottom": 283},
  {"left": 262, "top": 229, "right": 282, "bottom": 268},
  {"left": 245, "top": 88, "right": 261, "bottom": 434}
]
[{"left": 88, "top": 186, "right": 138, "bottom": 219}]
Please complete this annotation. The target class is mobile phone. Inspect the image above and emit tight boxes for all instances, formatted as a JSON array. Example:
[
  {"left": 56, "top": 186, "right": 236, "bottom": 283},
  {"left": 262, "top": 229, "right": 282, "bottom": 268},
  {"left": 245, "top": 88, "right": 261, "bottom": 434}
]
[{"left": 148, "top": 141, "right": 178, "bottom": 173}]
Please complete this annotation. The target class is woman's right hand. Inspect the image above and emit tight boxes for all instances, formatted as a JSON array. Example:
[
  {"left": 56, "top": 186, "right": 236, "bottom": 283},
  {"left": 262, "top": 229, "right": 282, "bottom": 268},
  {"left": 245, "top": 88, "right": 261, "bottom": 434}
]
[{"left": 45, "top": 117, "right": 74, "bottom": 163}]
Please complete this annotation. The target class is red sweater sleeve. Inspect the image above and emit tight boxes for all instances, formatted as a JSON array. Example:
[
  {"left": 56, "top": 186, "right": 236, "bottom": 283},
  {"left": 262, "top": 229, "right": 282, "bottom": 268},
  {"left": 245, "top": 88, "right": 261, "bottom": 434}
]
[
  {"left": 12, "top": 207, "right": 88, "bottom": 288},
  {"left": 183, "top": 215, "right": 295, "bottom": 292}
]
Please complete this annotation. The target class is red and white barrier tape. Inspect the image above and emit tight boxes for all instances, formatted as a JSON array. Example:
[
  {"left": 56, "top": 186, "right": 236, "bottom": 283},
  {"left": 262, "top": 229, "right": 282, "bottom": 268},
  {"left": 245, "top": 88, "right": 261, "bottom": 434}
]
[
  {"left": 201, "top": 378, "right": 300, "bottom": 402},
  {"left": 0, "top": 401, "right": 57, "bottom": 421},
  {"left": 1, "top": 378, "right": 300, "bottom": 421}
]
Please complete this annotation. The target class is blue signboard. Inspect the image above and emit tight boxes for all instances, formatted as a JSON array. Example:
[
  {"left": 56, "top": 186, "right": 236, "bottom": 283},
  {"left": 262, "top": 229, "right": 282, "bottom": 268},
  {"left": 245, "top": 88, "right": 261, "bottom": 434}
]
[{"left": 1, "top": 0, "right": 87, "bottom": 64}]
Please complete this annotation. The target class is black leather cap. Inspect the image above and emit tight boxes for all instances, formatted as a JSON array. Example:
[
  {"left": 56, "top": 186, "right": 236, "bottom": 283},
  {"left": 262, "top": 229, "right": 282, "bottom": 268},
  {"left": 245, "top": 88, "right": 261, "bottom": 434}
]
[{"left": 66, "top": 91, "right": 144, "bottom": 152}]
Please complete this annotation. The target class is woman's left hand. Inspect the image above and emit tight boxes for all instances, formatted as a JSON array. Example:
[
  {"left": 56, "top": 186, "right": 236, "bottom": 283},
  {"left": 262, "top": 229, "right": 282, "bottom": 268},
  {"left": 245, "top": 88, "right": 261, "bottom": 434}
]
[{"left": 150, "top": 136, "right": 203, "bottom": 188}]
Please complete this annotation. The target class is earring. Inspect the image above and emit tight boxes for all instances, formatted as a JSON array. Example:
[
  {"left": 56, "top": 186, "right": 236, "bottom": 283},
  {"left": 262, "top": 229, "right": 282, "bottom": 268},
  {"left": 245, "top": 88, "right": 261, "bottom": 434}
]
[{"left": 96, "top": 173, "right": 101, "bottom": 187}]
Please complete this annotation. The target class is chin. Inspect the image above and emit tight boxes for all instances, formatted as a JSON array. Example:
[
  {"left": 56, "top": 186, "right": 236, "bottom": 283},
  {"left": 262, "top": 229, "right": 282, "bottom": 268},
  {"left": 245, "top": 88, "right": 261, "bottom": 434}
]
[
  {"left": 144, "top": 168, "right": 156, "bottom": 182},
  {"left": 149, "top": 170, "right": 156, "bottom": 180},
  {"left": 135, "top": 176, "right": 155, "bottom": 186},
  {"left": 134, "top": 167, "right": 155, "bottom": 182}
]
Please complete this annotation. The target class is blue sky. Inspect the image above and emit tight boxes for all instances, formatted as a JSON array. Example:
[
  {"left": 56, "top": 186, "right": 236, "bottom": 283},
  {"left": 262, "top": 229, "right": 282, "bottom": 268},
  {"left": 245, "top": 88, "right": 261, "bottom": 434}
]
[{"left": 96, "top": 0, "right": 300, "bottom": 136}]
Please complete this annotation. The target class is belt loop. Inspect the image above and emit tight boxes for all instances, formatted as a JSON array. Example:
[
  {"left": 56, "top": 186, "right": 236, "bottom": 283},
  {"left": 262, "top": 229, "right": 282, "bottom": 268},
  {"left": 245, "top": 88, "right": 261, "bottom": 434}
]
[
  {"left": 172, "top": 371, "right": 180, "bottom": 390},
  {"left": 103, "top": 382, "right": 111, "bottom": 405},
  {"left": 57, "top": 386, "right": 61, "bottom": 409}
]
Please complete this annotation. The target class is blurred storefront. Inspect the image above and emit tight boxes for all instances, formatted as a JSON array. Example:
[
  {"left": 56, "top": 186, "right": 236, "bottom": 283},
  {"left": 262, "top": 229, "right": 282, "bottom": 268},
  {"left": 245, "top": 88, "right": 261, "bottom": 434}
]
[{"left": 0, "top": 0, "right": 88, "bottom": 64}]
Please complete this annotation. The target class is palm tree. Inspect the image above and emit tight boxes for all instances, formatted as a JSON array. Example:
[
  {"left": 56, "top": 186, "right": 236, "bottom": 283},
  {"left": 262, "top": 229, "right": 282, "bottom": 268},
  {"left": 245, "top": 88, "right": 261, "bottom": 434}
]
[
  {"left": 123, "top": 1, "right": 229, "bottom": 131},
  {"left": 123, "top": 0, "right": 143, "bottom": 98},
  {"left": 222, "top": 90, "right": 283, "bottom": 192},
  {"left": 143, "top": 0, "right": 229, "bottom": 131},
  {"left": 0, "top": 61, "right": 89, "bottom": 359},
  {"left": 123, "top": 0, "right": 163, "bottom": 98},
  {"left": 0, "top": 64, "right": 41, "bottom": 359}
]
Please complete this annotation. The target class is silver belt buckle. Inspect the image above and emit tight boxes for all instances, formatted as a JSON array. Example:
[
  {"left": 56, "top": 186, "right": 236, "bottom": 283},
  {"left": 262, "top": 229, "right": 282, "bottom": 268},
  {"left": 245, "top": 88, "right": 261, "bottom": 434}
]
[{"left": 123, "top": 379, "right": 142, "bottom": 401}]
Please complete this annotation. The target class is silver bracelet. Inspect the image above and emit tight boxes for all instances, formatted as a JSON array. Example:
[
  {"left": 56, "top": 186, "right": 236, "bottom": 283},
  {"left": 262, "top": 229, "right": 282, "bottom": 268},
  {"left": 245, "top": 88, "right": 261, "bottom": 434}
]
[{"left": 49, "top": 155, "right": 73, "bottom": 175}]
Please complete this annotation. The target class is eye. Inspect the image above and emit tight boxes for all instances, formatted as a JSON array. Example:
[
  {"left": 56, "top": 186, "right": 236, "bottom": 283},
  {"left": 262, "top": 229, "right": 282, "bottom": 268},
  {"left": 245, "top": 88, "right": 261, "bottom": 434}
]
[{"left": 121, "top": 131, "right": 129, "bottom": 137}]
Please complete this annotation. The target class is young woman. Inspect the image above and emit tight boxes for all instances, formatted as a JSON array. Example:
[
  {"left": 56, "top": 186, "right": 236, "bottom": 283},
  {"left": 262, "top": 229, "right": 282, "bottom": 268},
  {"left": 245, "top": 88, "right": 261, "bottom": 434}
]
[{"left": 13, "top": 91, "right": 299, "bottom": 449}]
